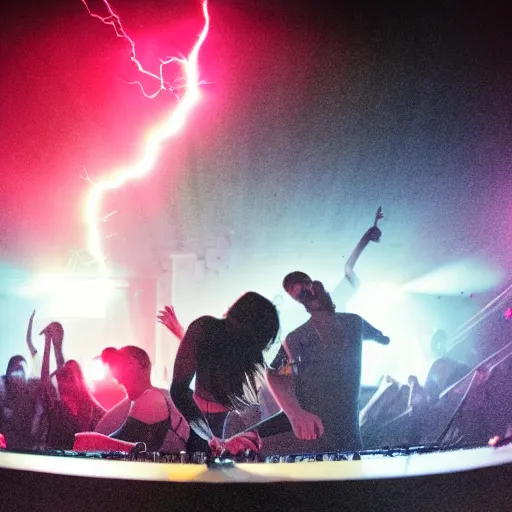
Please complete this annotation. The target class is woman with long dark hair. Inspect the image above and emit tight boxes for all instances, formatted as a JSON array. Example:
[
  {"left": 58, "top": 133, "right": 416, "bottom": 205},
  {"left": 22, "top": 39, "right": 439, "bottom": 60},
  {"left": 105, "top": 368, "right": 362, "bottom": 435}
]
[
  {"left": 41, "top": 323, "right": 105, "bottom": 449},
  {"left": 168, "top": 292, "right": 279, "bottom": 453}
]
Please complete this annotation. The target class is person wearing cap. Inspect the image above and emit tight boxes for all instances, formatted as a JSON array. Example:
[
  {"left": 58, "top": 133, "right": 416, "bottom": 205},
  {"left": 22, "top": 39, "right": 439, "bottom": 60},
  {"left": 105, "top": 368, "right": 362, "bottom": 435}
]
[
  {"left": 94, "top": 346, "right": 189, "bottom": 452},
  {"left": 89, "top": 347, "right": 127, "bottom": 410},
  {"left": 266, "top": 242, "right": 391, "bottom": 453}
]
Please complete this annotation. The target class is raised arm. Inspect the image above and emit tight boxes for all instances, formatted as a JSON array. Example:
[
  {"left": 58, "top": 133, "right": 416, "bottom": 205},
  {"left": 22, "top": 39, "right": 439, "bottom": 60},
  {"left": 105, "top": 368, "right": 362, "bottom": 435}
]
[
  {"left": 157, "top": 305, "right": 185, "bottom": 341},
  {"left": 40, "top": 322, "right": 65, "bottom": 383},
  {"left": 343, "top": 207, "right": 384, "bottom": 290},
  {"left": 52, "top": 325, "right": 65, "bottom": 370},
  {"left": 26, "top": 310, "right": 37, "bottom": 357},
  {"left": 170, "top": 318, "right": 213, "bottom": 440},
  {"left": 40, "top": 330, "right": 52, "bottom": 387}
]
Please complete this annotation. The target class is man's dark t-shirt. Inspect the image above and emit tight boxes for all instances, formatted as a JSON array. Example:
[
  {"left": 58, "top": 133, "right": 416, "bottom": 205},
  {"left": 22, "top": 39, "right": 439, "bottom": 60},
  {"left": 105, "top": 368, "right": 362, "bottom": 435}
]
[{"left": 281, "top": 312, "right": 387, "bottom": 453}]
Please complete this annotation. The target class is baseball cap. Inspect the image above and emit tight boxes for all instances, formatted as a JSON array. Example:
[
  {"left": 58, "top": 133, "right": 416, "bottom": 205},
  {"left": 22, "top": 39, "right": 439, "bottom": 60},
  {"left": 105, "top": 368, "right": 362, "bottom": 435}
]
[{"left": 97, "top": 346, "right": 151, "bottom": 371}]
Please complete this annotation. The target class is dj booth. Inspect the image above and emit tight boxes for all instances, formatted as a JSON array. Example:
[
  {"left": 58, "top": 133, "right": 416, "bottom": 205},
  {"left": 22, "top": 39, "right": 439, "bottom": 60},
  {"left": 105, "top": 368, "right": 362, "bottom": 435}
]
[{"left": 1, "top": 445, "right": 512, "bottom": 511}]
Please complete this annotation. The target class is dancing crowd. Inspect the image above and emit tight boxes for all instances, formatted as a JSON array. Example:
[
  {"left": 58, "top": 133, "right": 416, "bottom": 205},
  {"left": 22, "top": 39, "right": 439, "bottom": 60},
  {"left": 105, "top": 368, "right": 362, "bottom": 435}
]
[{"left": 1, "top": 208, "right": 506, "bottom": 456}]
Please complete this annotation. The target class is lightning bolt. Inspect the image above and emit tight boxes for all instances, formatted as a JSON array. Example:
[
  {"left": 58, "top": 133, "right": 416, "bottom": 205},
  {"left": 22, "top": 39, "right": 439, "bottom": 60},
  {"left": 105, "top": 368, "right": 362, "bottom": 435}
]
[{"left": 81, "top": 0, "right": 210, "bottom": 276}]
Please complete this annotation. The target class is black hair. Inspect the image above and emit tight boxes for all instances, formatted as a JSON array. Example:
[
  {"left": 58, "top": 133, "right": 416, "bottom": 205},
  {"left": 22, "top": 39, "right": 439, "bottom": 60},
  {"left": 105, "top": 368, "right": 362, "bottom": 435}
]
[
  {"left": 4, "top": 355, "right": 28, "bottom": 397},
  {"left": 282, "top": 271, "right": 311, "bottom": 293},
  {"left": 102, "top": 346, "right": 152, "bottom": 372},
  {"left": 119, "top": 346, "right": 152, "bottom": 371},
  {"left": 198, "top": 292, "right": 279, "bottom": 408},
  {"left": 6, "top": 355, "right": 27, "bottom": 375}
]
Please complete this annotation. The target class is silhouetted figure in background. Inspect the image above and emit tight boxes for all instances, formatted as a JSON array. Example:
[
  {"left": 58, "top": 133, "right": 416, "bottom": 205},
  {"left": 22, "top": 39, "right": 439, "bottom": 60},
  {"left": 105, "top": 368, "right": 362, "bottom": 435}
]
[
  {"left": 0, "top": 355, "right": 43, "bottom": 450},
  {"left": 40, "top": 322, "right": 105, "bottom": 450}
]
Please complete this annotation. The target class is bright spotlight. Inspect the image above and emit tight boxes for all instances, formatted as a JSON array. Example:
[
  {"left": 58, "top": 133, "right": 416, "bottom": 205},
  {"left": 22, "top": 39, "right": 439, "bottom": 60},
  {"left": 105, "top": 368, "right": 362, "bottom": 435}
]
[{"left": 17, "top": 274, "right": 119, "bottom": 318}]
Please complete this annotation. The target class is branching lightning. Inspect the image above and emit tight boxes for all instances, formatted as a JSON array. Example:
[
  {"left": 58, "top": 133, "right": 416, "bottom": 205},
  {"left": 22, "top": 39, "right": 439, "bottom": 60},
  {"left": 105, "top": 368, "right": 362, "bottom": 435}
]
[{"left": 81, "top": 0, "right": 210, "bottom": 276}]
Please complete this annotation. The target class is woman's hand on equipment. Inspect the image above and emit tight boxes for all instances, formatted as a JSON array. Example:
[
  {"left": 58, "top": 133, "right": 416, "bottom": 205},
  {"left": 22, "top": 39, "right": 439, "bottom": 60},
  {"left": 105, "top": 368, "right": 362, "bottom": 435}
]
[{"left": 209, "top": 431, "right": 262, "bottom": 456}]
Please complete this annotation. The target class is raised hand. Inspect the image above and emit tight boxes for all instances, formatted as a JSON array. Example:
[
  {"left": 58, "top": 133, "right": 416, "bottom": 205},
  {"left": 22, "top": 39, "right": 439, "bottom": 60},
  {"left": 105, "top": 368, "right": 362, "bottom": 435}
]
[
  {"left": 364, "top": 226, "right": 382, "bottom": 243},
  {"left": 364, "top": 207, "right": 384, "bottom": 243},
  {"left": 157, "top": 305, "right": 185, "bottom": 341},
  {"left": 40, "top": 322, "right": 64, "bottom": 348},
  {"left": 373, "top": 206, "right": 384, "bottom": 227}
]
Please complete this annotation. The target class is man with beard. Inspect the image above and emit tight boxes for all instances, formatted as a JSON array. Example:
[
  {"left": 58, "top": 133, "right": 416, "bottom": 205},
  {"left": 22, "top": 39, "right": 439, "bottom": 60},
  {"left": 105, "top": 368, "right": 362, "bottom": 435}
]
[{"left": 267, "top": 274, "right": 390, "bottom": 453}]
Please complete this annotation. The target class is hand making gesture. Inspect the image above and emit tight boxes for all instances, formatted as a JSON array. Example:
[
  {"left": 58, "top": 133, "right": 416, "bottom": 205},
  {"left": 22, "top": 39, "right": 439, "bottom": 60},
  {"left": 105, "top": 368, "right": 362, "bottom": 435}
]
[
  {"left": 157, "top": 305, "right": 185, "bottom": 341},
  {"left": 364, "top": 206, "right": 383, "bottom": 243}
]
